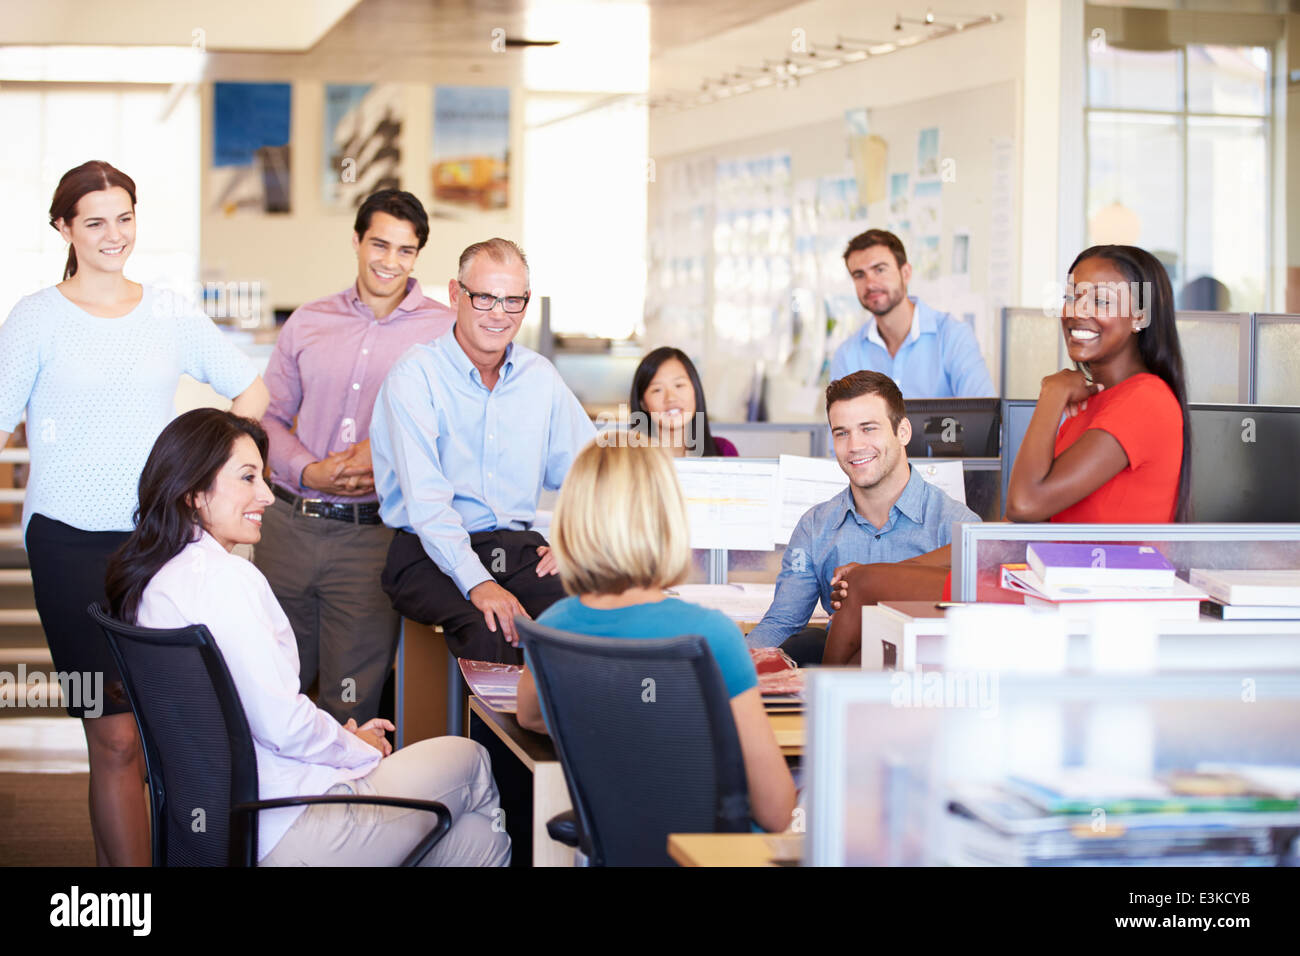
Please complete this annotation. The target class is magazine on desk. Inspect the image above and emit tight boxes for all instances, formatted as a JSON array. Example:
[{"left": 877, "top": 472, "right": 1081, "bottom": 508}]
[{"left": 460, "top": 647, "right": 805, "bottom": 714}]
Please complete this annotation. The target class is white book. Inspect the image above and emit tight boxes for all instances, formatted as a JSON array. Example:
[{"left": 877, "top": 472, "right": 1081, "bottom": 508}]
[{"left": 1188, "top": 569, "right": 1300, "bottom": 607}]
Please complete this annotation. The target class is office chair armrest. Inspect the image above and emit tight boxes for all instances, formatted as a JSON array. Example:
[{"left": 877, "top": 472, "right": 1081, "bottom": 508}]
[
  {"left": 546, "top": 809, "right": 580, "bottom": 847},
  {"left": 233, "top": 796, "right": 452, "bottom": 867}
]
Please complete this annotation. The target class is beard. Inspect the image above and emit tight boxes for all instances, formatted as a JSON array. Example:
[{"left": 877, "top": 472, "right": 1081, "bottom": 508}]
[{"left": 860, "top": 286, "right": 905, "bottom": 317}]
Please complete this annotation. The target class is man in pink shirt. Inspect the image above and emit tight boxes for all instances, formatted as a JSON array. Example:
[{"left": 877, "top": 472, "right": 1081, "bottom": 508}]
[{"left": 256, "top": 190, "right": 454, "bottom": 723}]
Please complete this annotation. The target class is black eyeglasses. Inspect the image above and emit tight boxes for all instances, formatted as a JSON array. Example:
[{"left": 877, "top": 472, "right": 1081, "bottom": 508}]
[{"left": 458, "top": 282, "right": 530, "bottom": 314}]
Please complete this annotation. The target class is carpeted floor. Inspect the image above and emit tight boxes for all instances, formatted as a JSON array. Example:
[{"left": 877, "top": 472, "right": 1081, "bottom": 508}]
[{"left": 0, "top": 771, "right": 95, "bottom": 866}]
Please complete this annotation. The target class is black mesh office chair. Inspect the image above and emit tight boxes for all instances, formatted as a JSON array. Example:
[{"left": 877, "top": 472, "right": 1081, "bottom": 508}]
[
  {"left": 89, "top": 605, "right": 451, "bottom": 867},
  {"left": 516, "top": 617, "right": 752, "bottom": 866}
]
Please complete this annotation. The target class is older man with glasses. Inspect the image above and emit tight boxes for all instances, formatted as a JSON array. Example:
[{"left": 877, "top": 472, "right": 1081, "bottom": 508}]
[{"left": 370, "top": 238, "right": 595, "bottom": 663}]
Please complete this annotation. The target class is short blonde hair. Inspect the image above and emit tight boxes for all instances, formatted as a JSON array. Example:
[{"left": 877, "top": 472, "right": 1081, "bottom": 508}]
[{"left": 550, "top": 442, "right": 692, "bottom": 596}]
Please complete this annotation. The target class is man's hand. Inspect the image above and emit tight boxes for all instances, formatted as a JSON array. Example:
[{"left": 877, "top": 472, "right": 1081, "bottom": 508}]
[
  {"left": 829, "top": 562, "right": 863, "bottom": 611},
  {"left": 302, "top": 447, "right": 375, "bottom": 497},
  {"left": 469, "top": 580, "right": 530, "bottom": 647},
  {"left": 344, "top": 717, "right": 394, "bottom": 756},
  {"left": 535, "top": 545, "right": 559, "bottom": 577},
  {"left": 334, "top": 439, "right": 372, "bottom": 479}
]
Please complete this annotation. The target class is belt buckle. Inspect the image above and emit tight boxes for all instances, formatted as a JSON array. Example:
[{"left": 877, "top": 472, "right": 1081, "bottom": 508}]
[{"left": 299, "top": 497, "right": 323, "bottom": 518}]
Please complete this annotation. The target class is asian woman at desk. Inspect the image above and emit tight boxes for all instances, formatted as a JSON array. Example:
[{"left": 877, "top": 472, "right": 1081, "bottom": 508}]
[
  {"left": 0, "top": 160, "right": 269, "bottom": 866},
  {"left": 515, "top": 442, "right": 797, "bottom": 833},
  {"left": 105, "top": 409, "right": 510, "bottom": 866},
  {"left": 629, "top": 347, "right": 738, "bottom": 457},
  {"left": 1006, "top": 244, "right": 1190, "bottom": 523}
]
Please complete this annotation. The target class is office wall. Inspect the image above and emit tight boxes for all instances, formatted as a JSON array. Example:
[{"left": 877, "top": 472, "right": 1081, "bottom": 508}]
[
  {"left": 197, "top": 50, "right": 525, "bottom": 315},
  {"left": 646, "top": 6, "right": 1027, "bottom": 420}
]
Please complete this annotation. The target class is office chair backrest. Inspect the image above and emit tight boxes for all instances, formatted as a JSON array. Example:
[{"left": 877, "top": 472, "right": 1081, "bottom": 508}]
[
  {"left": 89, "top": 605, "right": 259, "bottom": 867},
  {"left": 518, "top": 618, "right": 751, "bottom": 866}
]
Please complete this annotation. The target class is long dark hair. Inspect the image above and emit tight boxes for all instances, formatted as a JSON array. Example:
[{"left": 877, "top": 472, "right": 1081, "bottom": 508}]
[
  {"left": 106, "top": 409, "right": 269, "bottom": 623},
  {"left": 630, "top": 346, "right": 721, "bottom": 456},
  {"left": 1067, "top": 244, "right": 1192, "bottom": 521},
  {"left": 49, "top": 160, "right": 138, "bottom": 280}
]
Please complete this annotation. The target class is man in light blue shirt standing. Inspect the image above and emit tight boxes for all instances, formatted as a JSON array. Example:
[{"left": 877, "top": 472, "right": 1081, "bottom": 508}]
[
  {"left": 371, "top": 238, "right": 596, "bottom": 663},
  {"left": 830, "top": 229, "right": 995, "bottom": 398},
  {"left": 747, "top": 371, "right": 979, "bottom": 664}
]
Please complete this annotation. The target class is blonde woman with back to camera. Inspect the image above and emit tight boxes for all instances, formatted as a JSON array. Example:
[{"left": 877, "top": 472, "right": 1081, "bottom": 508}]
[{"left": 515, "top": 441, "right": 796, "bottom": 833}]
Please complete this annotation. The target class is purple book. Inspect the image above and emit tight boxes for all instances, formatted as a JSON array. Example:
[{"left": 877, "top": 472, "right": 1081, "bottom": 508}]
[{"left": 1026, "top": 543, "right": 1176, "bottom": 589}]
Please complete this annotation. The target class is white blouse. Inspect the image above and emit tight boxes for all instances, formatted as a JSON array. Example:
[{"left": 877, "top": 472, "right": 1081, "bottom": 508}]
[{"left": 137, "top": 531, "right": 380, "bottom": 861}]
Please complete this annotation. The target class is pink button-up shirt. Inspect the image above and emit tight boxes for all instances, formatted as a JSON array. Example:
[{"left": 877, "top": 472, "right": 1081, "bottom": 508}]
[{"left": 262, "top": 278, "right": 454, "bottom": 503}]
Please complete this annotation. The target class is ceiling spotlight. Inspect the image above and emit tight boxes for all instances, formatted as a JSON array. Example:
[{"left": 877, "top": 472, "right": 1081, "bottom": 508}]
[
  {"left": 925, "top": 9, "right": 935, "bottom": 24},
  {"left": 894, "top": 15, "right": 903, "bottom": 31}
]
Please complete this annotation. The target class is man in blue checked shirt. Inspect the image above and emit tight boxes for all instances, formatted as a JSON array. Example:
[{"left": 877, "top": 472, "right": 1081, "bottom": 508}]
[
  {"left": 830, "top": 229, "right": 995, "bottom": 398},
  {"left": 370, "top": 238, "right": 596, "bottom": 663},
  {"left": 746, "top": 370, "right": 979, "bottom": 665}
]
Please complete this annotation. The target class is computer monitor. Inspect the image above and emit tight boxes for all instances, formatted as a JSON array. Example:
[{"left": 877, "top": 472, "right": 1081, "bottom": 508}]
[
  {"left": 902, "top": 398, "right": 1001, "bottom": 459},
  {"left": 1187, "top": 404, "right": 1300, "bottom": 521},
  {"left": 999, "top": 399, "right": 1300, "bottom": 522}
]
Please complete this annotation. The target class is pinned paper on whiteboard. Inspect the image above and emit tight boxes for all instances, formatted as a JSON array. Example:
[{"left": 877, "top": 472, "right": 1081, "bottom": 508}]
[
  {"left": 915, "top": 459, "right": 966, "bottom": 505},
  {"left": 674, "top": 458, "right": 780, "bottom": 552},
  {"left": 776, "top": 455, "right": 848, "bottom": 545}
]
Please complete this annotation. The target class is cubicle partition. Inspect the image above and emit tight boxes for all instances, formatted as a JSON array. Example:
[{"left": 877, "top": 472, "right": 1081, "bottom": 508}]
[
  {"left": 805, "top": 670, "right": 1300, "bottom": 866},
  {"left": 1001, "top": 307, "right": 1299, "bottom": 404}
]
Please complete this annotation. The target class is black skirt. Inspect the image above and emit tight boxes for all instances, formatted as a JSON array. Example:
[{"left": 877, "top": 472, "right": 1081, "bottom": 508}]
[{"left": 24, "top": 513, "right": 133, "bottom": 718}]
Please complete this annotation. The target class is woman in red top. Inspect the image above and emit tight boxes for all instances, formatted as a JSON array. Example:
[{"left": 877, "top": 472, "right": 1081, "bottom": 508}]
[{"left": 1006, "top": 245, "right": 1191, "bottom": 523}]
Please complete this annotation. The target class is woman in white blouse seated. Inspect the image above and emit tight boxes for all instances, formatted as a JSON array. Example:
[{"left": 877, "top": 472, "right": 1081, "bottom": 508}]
[{"left": 105, "top": 408, "right": 510, "bottom": 867}]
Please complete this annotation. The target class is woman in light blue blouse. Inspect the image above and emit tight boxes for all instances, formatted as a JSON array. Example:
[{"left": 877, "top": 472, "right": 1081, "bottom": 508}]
[{"left": 0, "top": 161, "right": 269, "bottom": 866}]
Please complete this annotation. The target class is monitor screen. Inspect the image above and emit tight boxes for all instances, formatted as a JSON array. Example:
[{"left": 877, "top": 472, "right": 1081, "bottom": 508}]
[
  {"left": 1187, "top": 405, "right": 1300, "bottom": 522},
  {"left": 902, "top": 397, "right": 1001, "bottom": 459}
]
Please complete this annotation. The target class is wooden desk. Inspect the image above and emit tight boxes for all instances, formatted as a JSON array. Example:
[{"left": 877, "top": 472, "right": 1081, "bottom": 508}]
[
  {"left": 468, "top": 696, "right": 804, "bottom": 867},
  {"left": 668, "top": 833, "right": 802, "bottom": 867}
]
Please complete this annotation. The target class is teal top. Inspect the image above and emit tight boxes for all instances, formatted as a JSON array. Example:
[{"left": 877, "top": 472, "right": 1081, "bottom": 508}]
[{"left": 536, "top": 596, "right": 759, "bottom": 698}]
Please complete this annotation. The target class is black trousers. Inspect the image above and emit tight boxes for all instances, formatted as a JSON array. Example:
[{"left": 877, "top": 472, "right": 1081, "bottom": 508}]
[
  {"left": 779, "top": 625, "right": 828, "bottom": 668},
  {"left": 381, "top": 528, "right": 566, "bottom": 664}
]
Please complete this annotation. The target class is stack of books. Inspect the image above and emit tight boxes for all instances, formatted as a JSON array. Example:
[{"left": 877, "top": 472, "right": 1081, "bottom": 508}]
[
  {"left": 1190, "top": 569, "right": 1300, "bottom": 621},
  {"left": 1000, "top": 543, "right": 1206, "bottom": 626},
  {"left": 944, "top": 765, "right": 1300, "bottom": 866}
]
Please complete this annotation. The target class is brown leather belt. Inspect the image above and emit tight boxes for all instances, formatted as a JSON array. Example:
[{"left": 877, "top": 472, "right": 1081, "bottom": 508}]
[{"left": 272, "top": 483, "right": 383, "bottom": 525}]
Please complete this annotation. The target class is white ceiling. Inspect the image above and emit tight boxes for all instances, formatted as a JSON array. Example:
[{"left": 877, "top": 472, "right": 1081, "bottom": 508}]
[{"left": 0, "top": 0, "right": 363, "bottom": 52}]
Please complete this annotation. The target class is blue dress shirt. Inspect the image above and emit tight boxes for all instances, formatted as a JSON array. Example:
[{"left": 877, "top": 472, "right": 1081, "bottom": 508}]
[
  {"left": 830, "top": 296, "right": 995, "bottom": 398},
  {"left": 746, "top": 465, "right": 980, "bottom": 648},
  {"left": 370, "top": 327, "right": 596, "bottom": 598}
]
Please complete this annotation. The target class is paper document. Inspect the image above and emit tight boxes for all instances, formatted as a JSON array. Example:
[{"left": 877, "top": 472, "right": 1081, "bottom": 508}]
[
  {"left": 667, "top": 583, "right": 829, "bottom": 624},
  {"left": 776, "top": 455, "right": 847, "bottom": 544},
  {"left": 914, "top": 459, "right": 966, "bottom": 505},
  {"left": 674, "top": 458, "right": 779, "bottom": 551}
]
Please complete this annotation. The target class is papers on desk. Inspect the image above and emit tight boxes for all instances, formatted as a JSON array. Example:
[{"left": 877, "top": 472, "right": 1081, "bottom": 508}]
[
  {"left": 775, "top": 455, "right": 847, "bottom": 544},
  {"left": 667, "top": 583, "right": 828, "bottom": 625},
  {"left": 459, "top": 647, "right": 806, "bottom": 713},
  {"left": 458, "top": 660, "right": 521, "bottom": 713},
  {"left": 674, "top": 458, "right": 780, "bottom": 551}
]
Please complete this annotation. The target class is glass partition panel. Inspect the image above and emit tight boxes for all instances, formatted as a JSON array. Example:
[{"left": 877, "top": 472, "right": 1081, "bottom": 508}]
[
  {"left": 807, "top": 671, "right": 1300, "bottom": 867},
  {"left": 953, "top": 523, "right": 1300, "bottom": 603},
  {"left": 1175, "top": 312, "right": 1250, "bottom": 403},
  {"left": 1002, "top": 308, "right": 1064, "bottom": 400},
  {"left": 1255, "top": 315, "right": 1300, "bottom": 406}
]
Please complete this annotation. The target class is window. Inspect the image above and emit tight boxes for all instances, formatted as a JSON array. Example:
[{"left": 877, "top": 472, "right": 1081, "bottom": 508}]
[{"left": 1086, "top": 40, "right": 1271, "bottom": 312}]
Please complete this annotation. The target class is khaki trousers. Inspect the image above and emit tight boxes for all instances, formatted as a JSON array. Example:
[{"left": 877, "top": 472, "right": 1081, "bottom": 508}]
[
  {"left": 262, "top": 737, "right": 511, "bottom": 867},
  {"left": 254, "top": 495, "right": 399, "bottom": 723}
]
